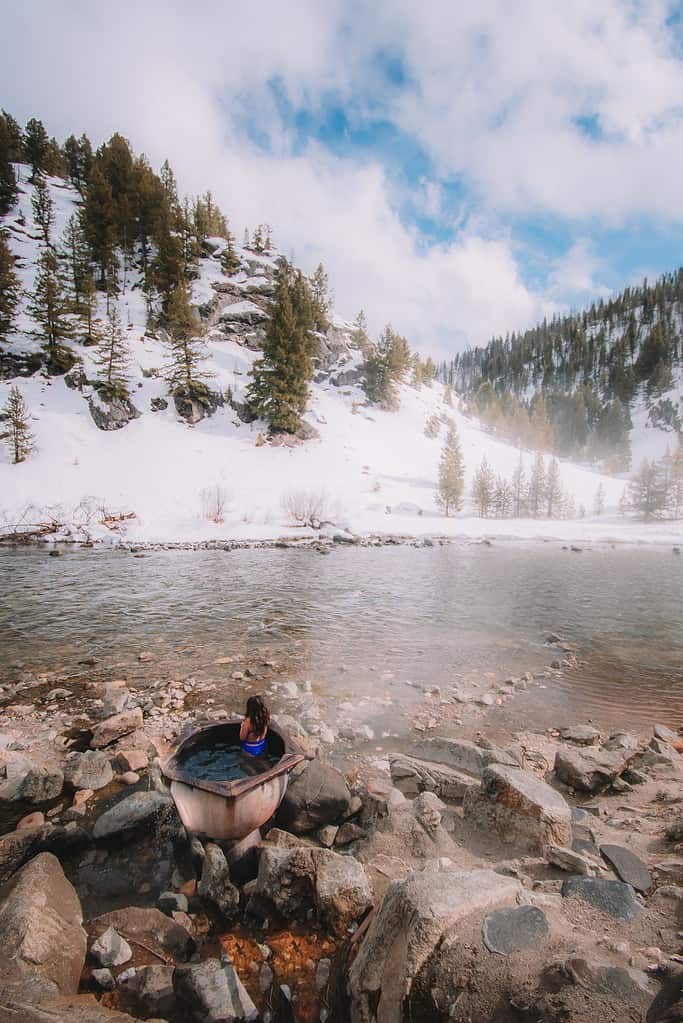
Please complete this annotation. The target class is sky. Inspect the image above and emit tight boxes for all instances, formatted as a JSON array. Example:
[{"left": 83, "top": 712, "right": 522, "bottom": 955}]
[{"left": 3, "top": 1, "right": 683, "bottom": 357}]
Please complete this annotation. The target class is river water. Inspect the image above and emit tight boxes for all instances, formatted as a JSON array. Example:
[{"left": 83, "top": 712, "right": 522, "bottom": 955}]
[{"left": 1, "top": 543, "right": 682, "bottom": 733}]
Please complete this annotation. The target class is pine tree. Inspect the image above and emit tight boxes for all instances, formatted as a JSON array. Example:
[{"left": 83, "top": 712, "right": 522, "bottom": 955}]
[
  {"left": 0, "top": 231, "right": 20, "bottom": 341},
  {"left": 528, "top": 453, "right": 546, "bottom": 518},
  {"left": 31, "top": 175, "right": 54, "bottom": 245},
  {"left": 494, "top": 476, "right": 513, "bottom": 517},
  {"left": 310, "top": 262, "right": 330, "bottom": 332},
  {"left": 243, "top": 227, "right": 250, "bottom": 248},
  {"left": 351, "top": 310, "right": 370, "bottom": 354},
  {"left": 23, "top": 117, "right": 49, "bottom": 181},
  {"left": 545, "top": 457, "right": 562, "bottom": 518},
  {"left": 29, "top": 248, "right": 72, "bottom": 368},
  {"left": 94, "top": 307, "right": 130, "bottom": 400},
  {"left": 436, "top": 422, "right": 465, "bottom": 516},
  {"left": 164, "top": 277, "right": 210, "bottom": 398},
  {"left": 471, "top": 456, "right": 496, "bottom": 517},
  {"left": 511, "top": 454, "right": 526, "bottom": 517},
  {"left": 1, "top": 111, "right": 23, "bottom": 162},
  {"left": 80, "top": 274, "right": 101, "bottom": 346},
  {"left": 1, "top": 385, "right": 34, "bottom": 463},
  {"left": 82, "top": 165, "right": 117, "bottom": 288},
  {"left": 264, "top": 225, "right": 272, "bottom": 253},
  {"left": 252, "top": 224, "right": 264, "bottom": 253},
  {"left": 247, "top": 260, "right": 313, "bottom": 433},
  {"left": 593, "top": 482, "right": 605, "bottom": 516},
  {"left": 0, "top": 113, "right": 18, "bottom": 214},
  {"left": 363, "top": 325, "right": 410, "bottom": 410},
  {"left": 628, "top": 458, "right": 668, "bottom": 520},
  {"left": 670, "top": 442, "right": 683, "bottom": 519},
  {"left": 444, "top": 384, "right": 453, "bottom": 407},
  {"left": 220, "top": 231, "right": 240, "bottom": 275}
]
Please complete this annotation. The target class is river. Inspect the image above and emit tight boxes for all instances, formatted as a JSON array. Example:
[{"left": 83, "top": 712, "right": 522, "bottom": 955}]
[{"left": 1, "top": 542, "right": 682, "bottom": 734}]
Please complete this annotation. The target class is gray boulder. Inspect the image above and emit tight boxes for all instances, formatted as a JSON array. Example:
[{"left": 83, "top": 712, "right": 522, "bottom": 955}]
[
  {"left": 560, "top": 725, "right": 601, "bottom": 746},
  {"left": 276, "top": 759, "right": 351, "bottom": 833},
  {"left": 389, "top": 754, "right": 478, "bottom": 801},
  {"left": 64, "top": 751, "right": 113, "bottom": 791},
  {"left": 118, "top": 964, "right": 176, "bottom": 1020},
  {"left": 647, "top": 969, "right": 683, "bottom": 1022},
  {"left": 88, "top": 906, "right": 195, "bottom": 962},
  {"left": 554, "top": 745, "right": 633, "bottom": 793},
  {"left": 0, "top": 750, "right": 64, "bottom": 803},
  {"left": 90, "top": 708, "right": 143, "bottom": 749},
  {"left": 87, "top": 394, "right": 141, "bottom": 432},
  {"left": 92, "top": 791, "right": 174, "bottom": 842},
  {"left": 197, "top": 843, "right": 240, "bottom": 920},
  {"left": 173, "top": 957, "right": 259, "bottom": 1022},
  {"left": 464, "top": 764, "right": 572, "bottom": 852},
  {"left": 561, "top": 876, "right": 642, "bottom": 920},
  {"left": 348, "top": 867, "right": 520, "bottom": 1021}
]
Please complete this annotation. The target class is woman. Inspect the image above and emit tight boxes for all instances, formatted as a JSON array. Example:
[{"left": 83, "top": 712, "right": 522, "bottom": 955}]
[{"left": 240, "top": 695, "right": 270, "bottom": 756}]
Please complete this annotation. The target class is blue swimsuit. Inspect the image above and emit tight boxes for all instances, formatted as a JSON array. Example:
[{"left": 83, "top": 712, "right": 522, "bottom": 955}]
[{"left": 242, "top": 734, "right": 266, "bottom": 756}]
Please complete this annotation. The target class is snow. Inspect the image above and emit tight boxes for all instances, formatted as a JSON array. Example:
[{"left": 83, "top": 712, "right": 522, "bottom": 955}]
[{"left": 1, "top": 169, "right": 681, "bottom": 548}]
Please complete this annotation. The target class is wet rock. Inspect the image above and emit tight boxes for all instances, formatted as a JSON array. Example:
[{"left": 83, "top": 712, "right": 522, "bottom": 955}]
[
  {"left": 349, "top": 867, "right": 520, "bottom": 1021},
  {"left": 560, "top": 724, "right": 600, "bottom": 746},
  {"left": 0, "top": 749, "right": 64, "bottom": 803},
  {"left": 64, "top": 750, "right": 113, "bottom": 791},
  {"left": 92, "top": 791, "right": 174, "bottom": 842},
  {"left": 118, "top": 964, "right": 176, "bottom": 1020},
  {"left": 561, "top": 876, "right": 642, "bottom": 919},
  {"left": 276, "top": 759, "right": 351, "bottom": 834},
  {"left": 389, "top": 754, "right": 478, "bottom": 801},
  {"left": 554, "top": 745, "right": 633, "bottom": 793},
  {"left": 249, "top": 845, "right": 372, "bottom": 935},
  {"left": 546, "top": 844, "right": 602, "bottom": 875},
  {"left": 88, "top": 906, "right": 195, "bottom": 962},
  {"left": 0, "top": 852, "right": 86, "bottom": 1000},
  {"left": 464, "top": 764, "right": 572, "bottom": 852},
  {"left": 90, "top": 708, "right": 144, "bottom": 749},
  {"left": 482, "top": 904, "right": 549, "bottom": 955},
  {"left": 600, "top": 844, "right": 652, "bottom": 893},
  {"left": 197, "top": 843, "right": 240, "bottom": 920},
  {"left": 90, "top": 926, "right": 132, "bottom": 968},
  {"left": 173, "top": 957, "right": 259, "bottom": 1022}
]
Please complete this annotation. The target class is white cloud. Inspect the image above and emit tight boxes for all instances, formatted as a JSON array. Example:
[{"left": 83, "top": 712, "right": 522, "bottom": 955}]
[{"left": 2, "top": 0, "right": 682, "bottom": 353}]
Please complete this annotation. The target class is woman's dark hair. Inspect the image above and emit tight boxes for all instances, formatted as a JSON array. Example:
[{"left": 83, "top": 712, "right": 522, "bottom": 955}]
[{"left": 246, "top": 695, "right": 270, "bottom": 736}]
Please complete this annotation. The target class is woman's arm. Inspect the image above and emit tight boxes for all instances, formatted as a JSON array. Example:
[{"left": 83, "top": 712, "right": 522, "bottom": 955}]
[{"left": 239, "top": 717, "right": 250, "bottom": 741}]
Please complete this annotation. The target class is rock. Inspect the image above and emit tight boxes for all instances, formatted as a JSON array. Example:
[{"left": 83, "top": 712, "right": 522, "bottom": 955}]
[
  {"left": 546, "top": 844, "right": 602, "bottom": 876},
  {"left": 600, "top": 844, "right": 652, "bottom": 893},
  {"left": 482, "top": 905, "right": 549, "bottom": 955},
  {"left": 389, "top": 754, "right": 478, "bottom": 801},
  {"left": 73, "top": 789, "right": 94, "bottom": 808},
  {"left": 90, "top": 926, "right": 132, "bottom": 968},
  {"left": 1, "top": 995, "right": 153, "bottom": 1020},
  {"left": 88, "top": 906, "right": 195, "bottom": 962},
  {"left": 655, "top": 724, "right": 678, "bottom": 743},
  {"left": 464, "top": 764, "right": 572, "bottom": 852},
  {"left": 118, "top": 964, "right": 176, "bottom": 1020},
  {"left": 0, "top": 823, "right": 56, "bottom": 884},
  {"left": 263, "top": 827, "right": 308, "bottom": 849},
  {"left": 197, "top": 843, "right": 240, "bottom": 920},
  {"left": 0, "top": 750, "right": 64, "bottom": 803},
  {"left": 276, "top": 759, "right": 351, "bottom": 833},
  {"left": 604, "top": 731, "right": 640, "bottom": 752},
  {"left": 64, "top": 751, "right": 113, "bottom": 791},
  {"left": 653, "top": 859, "right": 683, "bottom": 886},
  {"left": 173, "top": 957, "right": 259, "bottom": 1022},
  {"left": 334, "top": 822, "right": 365, "bottom": 847},
  {"left": 560, "top": 725, "right": 601, "bottom": 746},
  {"left": 554, "top": 745, "right": 632, "bottom": 793},
  {"left": 92, "top": 791, "right": 173, "bottom": 841},
  {"left": 158, "top": 890, "right": 189, "bottom": 915},
  {"left": 316, "top": 958, "right": 331, "bottom": 992},
  {"left": 349, "top": 867, "right": 520, "bottom": 1021},
  {"left": 88, "top": 394, "right": 141, "bottom": 432},
  {"left": 561, "top": 876, "right": 642, "bottom": 919},
  {"left": 91, "top": 968, "right": 115, "bottom": 991},
  {"left": 117, "top": 771, "right": 139, "bottom": 785},
  {"left": 90, "top": 708, "right": 144, "bottom": 749},
  {"left": 114, "top": 750, "right": 148, "bottom": 773},
  {"left": 0, "top": 853, "right": 86, "bottom": 1000},
  {"left": 249, "top": 845, "right": 372, "bottom": 935},
  {"left": 317, "top": 825, "right": 338, "bottom": 848},
  {"left": 17, "top": 811, "right": 45, "bottom": 829},
  {"left": 646, "top": 968, "right": 683, "bottom": 1022},
  {"left": 414, "top": 735, "right": 517, "bottom": 776}
]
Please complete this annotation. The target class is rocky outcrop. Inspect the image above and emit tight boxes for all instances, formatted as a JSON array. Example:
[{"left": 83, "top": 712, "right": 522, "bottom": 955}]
[
  {"left": 87, "top": 394, "right": 140, "bottom": 432},
  {"left": 0, "top": 853, "right": 87, "bottom": 1004},
  {"left": 348, "top": 867, "right": 521, "bottom": 1022},
  {"left": 248, "top": 845, "right": 372, "bottom": 935},
  {"left": 276, "top": 759, "right": 351, "bottom": 834},
  {"left": 464, "top": 764, "right": 572, "bottom": 852}
]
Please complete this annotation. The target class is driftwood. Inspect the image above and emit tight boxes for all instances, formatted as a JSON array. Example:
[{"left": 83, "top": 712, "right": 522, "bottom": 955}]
[{"left": 0, "top": 522, "right": 59, "bottom": 543}]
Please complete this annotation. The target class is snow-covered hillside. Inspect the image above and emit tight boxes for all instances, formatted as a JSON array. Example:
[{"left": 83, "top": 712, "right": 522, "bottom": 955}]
[{"left": 1, "top": 169, "right": 681, "bottom": 546}]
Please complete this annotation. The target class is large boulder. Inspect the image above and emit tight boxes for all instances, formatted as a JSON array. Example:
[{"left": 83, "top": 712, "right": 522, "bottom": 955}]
[
  {"left": 0, "top": 750, "right": 64, "bottom": 804},
  {"left": 64, "top": 751, "right": 113, "bottom": 791},
  {"left": 554, "top": 745, "right": 633, "bottom": 793},
  {"left": 92, "top": 791, "right": 174, "bottom": 842},
  {"left": 463, "top": 764, "right": 572, "bottom": 852},
  {"left": 0, "top": 853, "right": 87, "bottom": 1002},
  {"left": 249, "top": 845, "right": 372, "bottom": 935},
  {"left": 275, "top": 759, "right": 351, "bottom": 834},
  {"left": 173, "top": 957, "right": 258, "bottom": 1022},
  {"left": 389, "top": 754, "right": 477, "bottom": 801},
  {"left": 0, "top": 823, "right": 54, "bottom": 886},
  {"left": 348, "top": 867, "right": 521, "bottom": 1022},
  {"left": 118, "top": 964, "right": 176, "bottom": 1020},
  {"left": 197, "top": 843, "right": 240, "bottom": 920},
  {"left": 415, "top": 736, "right": 521, "bottom": 776},
  {"left": 87, "top": 906, "right": 195, "bottom": 962},
  {"left": 90, "top": 708, "right": 143, "bottom": 750},
  {"left": 87, "top": 394, "right": 141, "bottom": 432}
]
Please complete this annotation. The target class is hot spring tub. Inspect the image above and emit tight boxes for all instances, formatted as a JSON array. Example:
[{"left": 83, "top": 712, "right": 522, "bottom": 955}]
[{"left": 161, "top": 720, "right": 305, "bottom": 843}]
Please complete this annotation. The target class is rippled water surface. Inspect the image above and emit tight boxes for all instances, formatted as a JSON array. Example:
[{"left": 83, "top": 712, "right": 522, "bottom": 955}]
[{"left": 2, "top": 543, "right": 682, "bottom": 730}]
